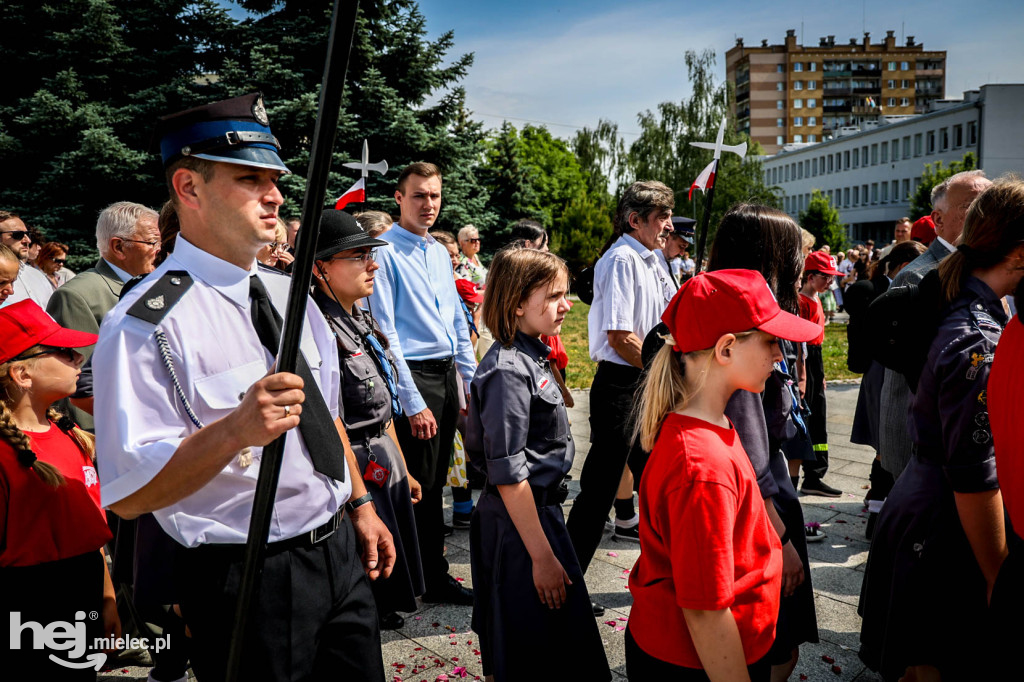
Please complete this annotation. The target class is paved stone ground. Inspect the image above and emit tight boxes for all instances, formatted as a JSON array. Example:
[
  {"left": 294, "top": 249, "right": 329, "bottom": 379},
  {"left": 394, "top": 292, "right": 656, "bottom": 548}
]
[{"left": 101, "top": 381, "right": 883, "bottom": 681}]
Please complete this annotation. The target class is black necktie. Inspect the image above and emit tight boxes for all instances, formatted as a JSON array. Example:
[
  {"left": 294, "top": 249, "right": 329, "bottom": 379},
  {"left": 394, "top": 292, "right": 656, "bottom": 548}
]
[{"left": 249, "top": 275, "right": 346, "bottom": 481}]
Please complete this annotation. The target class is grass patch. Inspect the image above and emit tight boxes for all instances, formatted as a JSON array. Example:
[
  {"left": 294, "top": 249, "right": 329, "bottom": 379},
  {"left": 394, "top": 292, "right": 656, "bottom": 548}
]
[{"left": 561, "top": 301, "right": 860, "bottom": 388}]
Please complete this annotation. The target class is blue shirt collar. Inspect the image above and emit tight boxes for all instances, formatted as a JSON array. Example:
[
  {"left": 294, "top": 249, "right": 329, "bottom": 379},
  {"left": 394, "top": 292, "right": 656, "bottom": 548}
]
[
  {"left": 390, "top": 223, "right": 436, "bottom": 247},
  {"left": 169, "top": 234, "right": 257, "bottom": 308},
  {"left": 103, "top": 259, "right": 133, "bottom": 284}
]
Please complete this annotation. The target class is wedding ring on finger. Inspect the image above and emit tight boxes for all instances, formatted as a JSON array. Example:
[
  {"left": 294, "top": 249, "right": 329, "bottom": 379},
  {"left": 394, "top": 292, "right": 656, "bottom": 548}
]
[{"left": 284, "top": 405, "right": 291, "bottom": 418}]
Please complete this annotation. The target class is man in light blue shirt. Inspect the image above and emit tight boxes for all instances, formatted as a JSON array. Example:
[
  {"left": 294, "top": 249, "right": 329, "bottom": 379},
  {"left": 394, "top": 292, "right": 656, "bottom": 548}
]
[{"left": 368, "top": 161, "right": 477, "bottom": 605}]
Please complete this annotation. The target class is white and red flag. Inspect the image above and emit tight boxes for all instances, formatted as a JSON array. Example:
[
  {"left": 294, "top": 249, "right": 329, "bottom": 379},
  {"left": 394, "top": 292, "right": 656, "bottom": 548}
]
[
  {"left": 334, "top": 177, "right": 366, "bottom": 210},
  {"left": 688, "top": 159, "right": 718, "bottom": 200}
]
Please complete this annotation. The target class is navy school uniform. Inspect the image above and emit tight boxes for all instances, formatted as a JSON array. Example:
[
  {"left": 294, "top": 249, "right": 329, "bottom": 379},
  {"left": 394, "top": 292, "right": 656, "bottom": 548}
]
[
  {"left": 859, "top": 277, "right": 1006, "bottom": 681},
  {"left": 466, "top": 332, "right": 611, "bottom": 681}
]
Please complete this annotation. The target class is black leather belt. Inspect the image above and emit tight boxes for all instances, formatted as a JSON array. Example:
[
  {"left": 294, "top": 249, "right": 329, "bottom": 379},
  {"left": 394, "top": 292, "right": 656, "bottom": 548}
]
[
  {"left": 190, "top": 508, "right": 345, "bottom": 557},
  {"left": 348, "top": 421, "right": 386, "bottom": 442},
  {"left": 485, "top": 481, "right": 569, "bottom": 507},
  {"left": 406, "top": 356, "right": 454, "bottom": 374}
]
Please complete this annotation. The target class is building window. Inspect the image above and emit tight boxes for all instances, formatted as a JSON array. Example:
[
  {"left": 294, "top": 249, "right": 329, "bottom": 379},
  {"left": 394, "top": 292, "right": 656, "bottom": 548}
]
[
  {"left": 888, "top": 97, "right": 897, "bottom": 107},
  {"left": 892, "top": 180, "right": 899, "bottom": 202},
  {"left": 795, "top": 134, "right": 803, "bottom": 144},
  {"left": 794, "top": 81, "right": 803, "bottom": 90},
  {"left": 809, "top": 134, "right": 817, "bottom": 142},
  {"left": 901, "top": 61, "right": 910, "bottom": 70},
  {"left": 871, "top": 183, "right": 879, "bottom": 204},
  {"left": 809, "top": 62, "right": 817, "bottom": 72},
  {"left": 808, "top": 80, "right": 817, "bottom": 89},
  {"left": 835, "top": 152, "right": 842, "bottom": 171},
  {"left": 793, "top": 99, "right": 803, "bottom": 108},
  {"left": 871, "top": 144, "right": 878, "bottom": 165},
  {"left": 881, "top": 182, "right": 889, "bottom": 203},
  {"left": 927, "top": 130, "right": 936, "bottom": 154},
  {"left": 777, "top": 82, "right": 785, "bottom": 91},
  {"left": 903, "top": 136, "right": 912, "bottom": 157},
  {"left": 914, "top": 133, "right": 923, "bottom": 156},
  {"left": 853, "top": 186, "right": 859, "bottom": 205},
  {"left": 900, "top": 97, "right": 910, "bottom": 107},
  {"left": 968, "top": 121, "right": 978, "bottom": 145},
  {"left": 808, "top": 116, "right": 817, "bottom": 126},
  {"left": 777, "top": 117, "right": 785, "bottom": 127},
  {"left": 892, "top": 139, "right": 899, "bottom": 161},
  {"left": 903, "top": 178, "right": 911, "bottom": 200},
  {"left": 797, "top": 159, "right": 804, "bottom": 176},
  {"left": 794, "top": 62, "right": 803, "bottom": 72},
  {"left": 940, "top": 127, "right": 949, "bottom": 151},
  {"left": 828, "top": 155, "right": 834, "bottom": 173},
  {"left": 777, "top": 100, "right": 785, "bottom": 110},
  {"left": 844, "top": 150, "right": 850, "bottom": 168},
  {"left": 953, "top": 124, "right": 963, "bottom": 147},
  {"left": 901, "top": 79, "right": 910, "bottom": 88},
  {"left": 804, "top": 160, "right": 810, "bottom": 176},
  {"left": 862, "top": 145, "right": 868, "bottom": 163},
  {"left": 888, "top": 61, "right": 897, "bottom": 71},
  {"left": 784, "top": 165, "right": 790, "bottom": 181},
  {"left": 863, "top": 184, "right": 869, "bottom": 204},
  {"left": 853, "top": 148, "right": 859, "bottom": 167},
  {"left": 812, "top": 158, "right": 818, "bottom": 175},
  {"left": 807, "top": 98, "right": 817, "bottom": 108},
  {"left": 888, "top": 79, "right": 896, "bottom": 88},
  {"left": 794, "top": 116, "right": 803, "bottom": 126},
  {"left": 844, "top": 187, "right": 851, "bottom": 206},
  {"left": 777, "top": 64, "right": 784, "bottom": 73},
  {"left": 881, "top": 143, "right": 888, "bottom": 163}
]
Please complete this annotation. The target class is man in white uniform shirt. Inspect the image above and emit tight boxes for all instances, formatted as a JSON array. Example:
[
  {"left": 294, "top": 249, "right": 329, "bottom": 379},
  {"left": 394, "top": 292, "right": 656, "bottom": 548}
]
[
  {"left": 567, "top": 180, "right": 674, "bottom": 575},
  {"left": 0, "top": 211, "right": 53, "bottom": 309},
  {"left": 93, "top": 94, "right": 393, "bottom": 681}
]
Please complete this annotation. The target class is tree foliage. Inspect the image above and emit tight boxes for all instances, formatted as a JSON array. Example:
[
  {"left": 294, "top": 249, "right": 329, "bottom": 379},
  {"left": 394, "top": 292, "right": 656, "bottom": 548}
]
[
  {"left": 799, "top": 189, "right": 846, "bottom": 253},
  {"left": 908, "top": 151, "right": 977, "bottom": 220}
]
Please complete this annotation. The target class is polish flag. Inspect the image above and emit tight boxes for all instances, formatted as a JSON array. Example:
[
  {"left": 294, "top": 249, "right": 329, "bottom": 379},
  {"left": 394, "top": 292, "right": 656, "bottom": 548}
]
[
  {"left": 334, "top": 177, "right": 366, "bottom": 210},
  {"left": 688, "top": 159, "right": 718, "bottom": 200}
]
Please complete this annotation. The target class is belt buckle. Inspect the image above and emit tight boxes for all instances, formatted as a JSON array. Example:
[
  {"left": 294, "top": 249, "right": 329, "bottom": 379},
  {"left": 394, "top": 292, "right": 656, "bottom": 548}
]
[{"left": 309, "top": 510, "right": 342, "bottom": 545}]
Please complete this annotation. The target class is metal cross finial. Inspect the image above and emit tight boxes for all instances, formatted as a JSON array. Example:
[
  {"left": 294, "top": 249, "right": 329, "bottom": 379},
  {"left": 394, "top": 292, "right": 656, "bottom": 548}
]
[
  {"left": 342, "top": 139, "right": 388, "bottom": 178},
  {"left": 690, "top": 118, "right": 748, "bottom": 160}
]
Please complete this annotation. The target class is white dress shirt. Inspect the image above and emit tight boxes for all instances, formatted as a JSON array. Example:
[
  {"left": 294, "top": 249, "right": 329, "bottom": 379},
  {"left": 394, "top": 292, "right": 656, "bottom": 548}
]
[
  {"left": 94, "top": 235, "right": 349, "bottom": 547},
  {"left": 2, "top": 262, "right": 53, "bottom": 309},
  {"left": 588, "top": 233, "right": 672, "bottom": 365}
]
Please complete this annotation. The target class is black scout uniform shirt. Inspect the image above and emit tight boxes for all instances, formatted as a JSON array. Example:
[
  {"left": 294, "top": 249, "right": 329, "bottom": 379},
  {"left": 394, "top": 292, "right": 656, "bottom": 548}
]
[
  {"left": 909, "top": 276, "right": 1007, "bottom": 493},
  {"left": 465, "top": 331, "right": 574, "bottom": 489}
]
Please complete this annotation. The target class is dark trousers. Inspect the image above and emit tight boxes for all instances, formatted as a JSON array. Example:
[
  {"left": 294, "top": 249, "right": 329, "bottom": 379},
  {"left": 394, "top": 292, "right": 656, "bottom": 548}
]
[
  {"left": 626, "top": 628, "right": 770, "bottom": 681},
  {"left": 394, "top": 363, "right": 460, "bottom": 591},
  {"left": 567, "top": 361, "right": 642, "bottom": 572},
  {"left": 176, "top": 516, "right": 384, "bottom": 682},
  {"left": 802, "top": 344, "right": 830, "bottom": 481}
]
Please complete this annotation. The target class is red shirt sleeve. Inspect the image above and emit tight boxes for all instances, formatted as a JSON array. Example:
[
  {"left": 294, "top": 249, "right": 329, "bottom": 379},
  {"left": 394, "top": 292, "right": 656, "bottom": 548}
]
[
  {"left": 669, "top": 481, "right": 740, "bottom": 611},
  {"left": 542, "top": 334, "right": 569, "bottom": 371}
]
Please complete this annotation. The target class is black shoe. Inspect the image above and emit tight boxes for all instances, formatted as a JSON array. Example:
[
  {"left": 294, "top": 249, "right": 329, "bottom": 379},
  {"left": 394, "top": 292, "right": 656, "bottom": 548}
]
[
  {"left": 801, "top": 478, "right": 843, "bottom": 497},
  {"left": 422, "top": 575, "right": 474, "bottom": 606},
  {"left": 452, "top": 511, "right": 472, "bottom": 529},
  {"left": 613, "top": 524, "right": 640, "bottom": 543},
  {"left": 592, "top": 601, "right": 605, "bottom": 617},
  {"left": 443, "top": 524, "right": 454, "bottom": 537},
  {"left": 379, "top": 611, "right": 405, "bottom": 630}
]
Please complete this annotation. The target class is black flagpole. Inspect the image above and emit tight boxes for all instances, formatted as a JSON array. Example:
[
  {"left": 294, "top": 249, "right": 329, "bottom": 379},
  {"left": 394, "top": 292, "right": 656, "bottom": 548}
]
[
  {"left": 693, "top": 159, "right": 718, "bottom": 274},
  {"left": 225, "top": 1, "right": 360, "bottom": 680}
]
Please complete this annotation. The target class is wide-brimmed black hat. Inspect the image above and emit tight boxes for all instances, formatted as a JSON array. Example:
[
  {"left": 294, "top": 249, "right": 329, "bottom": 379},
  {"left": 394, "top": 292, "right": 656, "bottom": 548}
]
[{"left": 314, "top": 210, "right": 389, "bottom": 260}]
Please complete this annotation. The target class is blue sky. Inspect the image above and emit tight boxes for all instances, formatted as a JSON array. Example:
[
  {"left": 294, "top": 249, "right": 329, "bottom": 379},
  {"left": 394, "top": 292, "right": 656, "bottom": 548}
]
[{"left": 414, "top": 0, "right": 1023, "bottom": 139}]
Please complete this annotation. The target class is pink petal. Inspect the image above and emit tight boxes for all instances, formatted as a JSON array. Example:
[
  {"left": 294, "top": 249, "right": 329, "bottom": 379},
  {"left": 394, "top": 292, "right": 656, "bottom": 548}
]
[
  {"left": 607, "top": 551, "right": 619, "bottom": 557},
  {"left": 618, "top": 617, "right": 628, "bottom": 621},
  {"left": 615, "top": 626, "right": 625, "bottom": 631}
]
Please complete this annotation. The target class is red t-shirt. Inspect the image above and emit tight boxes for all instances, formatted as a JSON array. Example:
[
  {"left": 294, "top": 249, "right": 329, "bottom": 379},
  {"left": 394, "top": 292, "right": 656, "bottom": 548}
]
[
  {"left": 991, "top": 316, "right": 1024, "bottom": 532},
  {"left": 799, "top": 292, "right": 825, "bottom": 345},
  {"left": 628, "top": 413, "right": 782, "bottom": 669},
  {"left": 0, "top": 422, "right": 111, "bottom": 567},
  {"left": 541, "top": 334, "right": 568, "bottom": 371}
]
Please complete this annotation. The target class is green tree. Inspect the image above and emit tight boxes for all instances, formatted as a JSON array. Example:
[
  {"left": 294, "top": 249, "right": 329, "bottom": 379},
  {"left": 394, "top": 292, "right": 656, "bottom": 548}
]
[
  {"left": 479, "top": 122, "right": 542, "bottom": 242},
  {"left": 799, "top": 189, "right": 846, "bottom": 253},
  {"left": 622, "top": 50, "right": 780, "bottom": 246},
  {"left": 550, "top": 194, "right": 613, "bottom": 273},
  {"left": 908, "top": 151, "right": 977, "bottom": 220}
]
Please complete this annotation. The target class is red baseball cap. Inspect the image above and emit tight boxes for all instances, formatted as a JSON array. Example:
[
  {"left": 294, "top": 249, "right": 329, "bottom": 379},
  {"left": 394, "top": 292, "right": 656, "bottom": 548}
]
[
  {"left": 663, "top": 269, "right": 822, "bottom": 353},
  {"left": 455, "top": 279, "right": 483, "bottom": 305},
  {"left": 911, "top": 215, "right": 936, "bottom": 245},
  {"left": 804, "top": 251, "right": 843, "bottom": 276},
  {"left": 0, "top": 300, "right": 98, "bottom": 364}
]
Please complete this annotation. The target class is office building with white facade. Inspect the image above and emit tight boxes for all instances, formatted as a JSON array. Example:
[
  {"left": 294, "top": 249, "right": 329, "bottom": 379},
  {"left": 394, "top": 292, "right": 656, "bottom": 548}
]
[{"left": 761, "top": 84, "right": 1024, "bottom": 243}]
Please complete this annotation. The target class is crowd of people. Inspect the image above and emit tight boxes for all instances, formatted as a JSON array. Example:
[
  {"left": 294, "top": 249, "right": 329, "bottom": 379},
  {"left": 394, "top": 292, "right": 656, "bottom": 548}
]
[{"left": 2, "top": 91, "right": 1022, "bottom": 682}]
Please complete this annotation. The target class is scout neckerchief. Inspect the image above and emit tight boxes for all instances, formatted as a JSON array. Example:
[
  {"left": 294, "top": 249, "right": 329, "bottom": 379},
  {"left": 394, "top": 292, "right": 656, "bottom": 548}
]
[{"left": 325, "top": 306, "right": 403, "bottom": 418}]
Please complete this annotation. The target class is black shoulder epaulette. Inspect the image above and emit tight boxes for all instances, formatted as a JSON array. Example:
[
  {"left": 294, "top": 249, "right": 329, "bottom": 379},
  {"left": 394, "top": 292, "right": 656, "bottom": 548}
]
[{"left": 126, "top": 271, "right": 194, "bottom": 324}]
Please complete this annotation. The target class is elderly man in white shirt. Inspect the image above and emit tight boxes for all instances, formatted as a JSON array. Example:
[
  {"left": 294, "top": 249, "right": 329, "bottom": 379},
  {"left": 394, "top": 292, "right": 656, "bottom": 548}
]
[
  {"left": 566, "top": 180, "right": 674, "bottom": 578},
  {"left": 0, "top": 211, "right": 52, "bottom": 309}
]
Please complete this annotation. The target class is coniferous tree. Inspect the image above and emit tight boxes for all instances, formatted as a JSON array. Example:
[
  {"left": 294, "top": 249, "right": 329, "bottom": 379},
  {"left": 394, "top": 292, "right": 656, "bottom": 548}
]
[{"left": 799, "top": 189, "right": 847, "bottom": 253}]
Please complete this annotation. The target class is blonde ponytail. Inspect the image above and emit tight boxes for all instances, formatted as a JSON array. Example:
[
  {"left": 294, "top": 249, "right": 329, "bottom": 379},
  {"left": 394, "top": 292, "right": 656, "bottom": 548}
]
[{"left": 632, "top": 335, "right": 714, "bottom": 452}]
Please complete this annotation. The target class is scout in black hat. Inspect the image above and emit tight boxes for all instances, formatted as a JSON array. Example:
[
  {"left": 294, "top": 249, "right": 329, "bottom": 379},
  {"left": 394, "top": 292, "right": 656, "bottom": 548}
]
[
  {"left": 314, "top": 209, "right": 389, "bottom": 261},
  {"left": 155, "top": 92, "right": 290, "bottom": 173}
]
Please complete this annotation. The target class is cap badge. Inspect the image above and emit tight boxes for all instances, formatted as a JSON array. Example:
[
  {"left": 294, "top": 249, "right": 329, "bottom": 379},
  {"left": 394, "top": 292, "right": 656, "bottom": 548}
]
[
  {"left": 252, "top": 96, "right": 269, "bottom": 126},
  {"left": 145, "top": 295, "right": 166, "bottom": 311}
]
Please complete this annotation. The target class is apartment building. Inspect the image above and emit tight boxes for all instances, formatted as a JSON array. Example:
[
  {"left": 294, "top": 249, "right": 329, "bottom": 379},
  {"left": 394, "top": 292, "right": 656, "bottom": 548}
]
[
  {"left": 760, "top": 84, "right": 1024, "bottom": 244},
  {"left": 727, "top": 29, "right": 946, "bottom": 154}
]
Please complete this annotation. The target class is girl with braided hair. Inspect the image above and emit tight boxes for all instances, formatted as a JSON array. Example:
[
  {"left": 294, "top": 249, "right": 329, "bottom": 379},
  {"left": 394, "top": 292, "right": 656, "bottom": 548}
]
[{"left": 0, "top": 300, "right": 119, "bottom": 679}]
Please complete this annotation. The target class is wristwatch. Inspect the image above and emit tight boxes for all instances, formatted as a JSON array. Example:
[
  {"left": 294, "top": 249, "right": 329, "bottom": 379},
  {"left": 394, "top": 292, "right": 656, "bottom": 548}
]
[{"left": 346, "top": 492, "right": 374, "bottom": 513}]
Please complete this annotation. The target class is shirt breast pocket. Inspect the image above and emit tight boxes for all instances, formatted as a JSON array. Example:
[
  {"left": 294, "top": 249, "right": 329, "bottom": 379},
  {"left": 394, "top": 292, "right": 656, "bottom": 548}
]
[
  {"left": 341, "top": 353, "right": 384, "bottom": 409},
  {"left": 534, "top": 381, "right": 569, "bottom": 442},
  {"left": 193, "top": 361, "right": 267, "bottom": 415}
]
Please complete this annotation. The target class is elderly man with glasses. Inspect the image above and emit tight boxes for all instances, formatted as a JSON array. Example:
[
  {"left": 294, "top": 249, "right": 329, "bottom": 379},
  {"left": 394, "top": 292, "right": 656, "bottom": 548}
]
[{"left": 0, "top": 210, "right": 54, "bottom": 309}]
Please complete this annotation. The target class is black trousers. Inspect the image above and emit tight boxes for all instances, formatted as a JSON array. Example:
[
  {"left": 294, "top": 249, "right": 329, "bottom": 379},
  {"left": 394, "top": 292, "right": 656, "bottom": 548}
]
[
  {"left": 626, "top": 628, "right": 770, "bottom": 681},
  {"left": 176, "top": 516, "right": 384, "bottom": 682},
  {"left": 802, "top": 344, "right": 830, "bottom": 480},
  {"left": 566, "top": 361, "right": 642, "bottom": 572},
  {"left": 394, "top": 363, "right": 460, "bottom": 590}
]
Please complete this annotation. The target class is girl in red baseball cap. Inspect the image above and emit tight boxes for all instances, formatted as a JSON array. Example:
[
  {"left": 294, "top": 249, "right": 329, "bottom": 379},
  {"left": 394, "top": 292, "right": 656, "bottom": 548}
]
[
  {"left": 0, "top": 300, "right": 120, "bottom": 677},
  {"left": 626, "top": 269, "right": 821, "bottom": 681}
]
